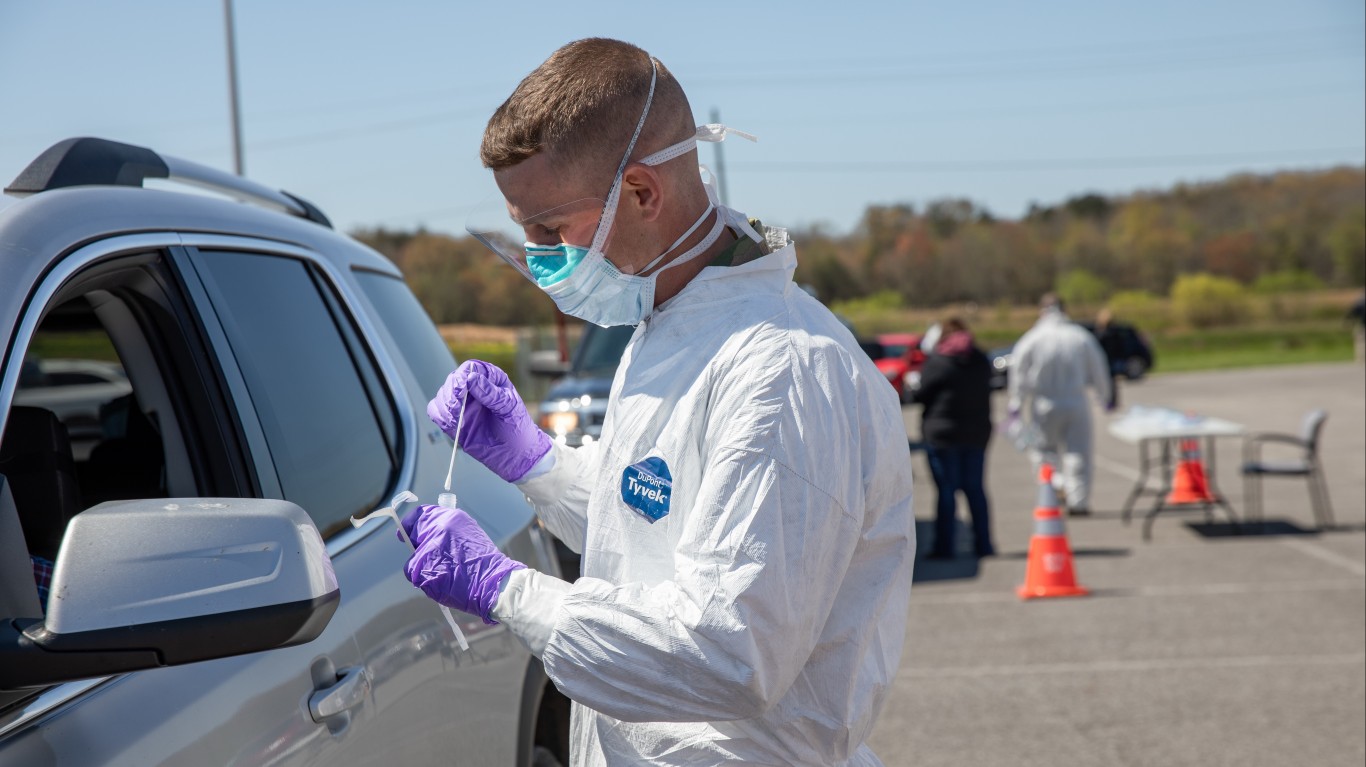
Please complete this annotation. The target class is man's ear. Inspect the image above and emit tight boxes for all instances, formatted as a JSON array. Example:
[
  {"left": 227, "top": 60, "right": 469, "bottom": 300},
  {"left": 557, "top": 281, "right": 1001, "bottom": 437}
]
[{"left": 620, "top": 164, "right": 665, "bottom": 223}]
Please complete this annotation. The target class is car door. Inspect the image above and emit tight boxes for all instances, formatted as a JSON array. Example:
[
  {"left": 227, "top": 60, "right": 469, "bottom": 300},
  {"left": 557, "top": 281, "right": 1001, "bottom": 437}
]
[
  {"left": 0, "top": 238, "right": 364, "bottom": 767},
  {"left": 179, "top": 241, "right": 530, "bottom": 765},
  {"left": 0, "top": 236, "right": 525, "bottom": 765}
]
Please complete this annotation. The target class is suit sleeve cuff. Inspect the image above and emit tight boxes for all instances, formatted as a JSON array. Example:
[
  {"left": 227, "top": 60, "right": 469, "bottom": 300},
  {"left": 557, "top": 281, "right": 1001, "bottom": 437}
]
[{"left": 492, "top": 568, "right": 571, "bottom": 657}]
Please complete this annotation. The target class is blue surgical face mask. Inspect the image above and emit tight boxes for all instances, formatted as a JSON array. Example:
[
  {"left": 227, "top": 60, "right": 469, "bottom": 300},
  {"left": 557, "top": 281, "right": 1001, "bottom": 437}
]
[
  {"left": 525, "top": 243, "right": 588, "bottom": 288},
  {"left": 528, "top": 201, "right": 730, "bottom": 326}
]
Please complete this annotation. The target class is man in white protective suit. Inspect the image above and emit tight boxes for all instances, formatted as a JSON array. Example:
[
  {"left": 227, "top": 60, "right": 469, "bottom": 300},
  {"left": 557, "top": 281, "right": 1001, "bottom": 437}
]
[
  {"left": 400, "top": 38, "right": 915, "bottom": 766},
  {"left": 1007, "top": 293, "right": 1114, "bottom": 515}
]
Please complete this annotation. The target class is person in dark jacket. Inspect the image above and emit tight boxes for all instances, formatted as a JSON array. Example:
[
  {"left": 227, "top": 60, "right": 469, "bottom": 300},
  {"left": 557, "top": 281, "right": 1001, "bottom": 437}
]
[
  {"left": 1093, "top": 309, "right": 1124, "bottom": 409},
  {"left": 911, "top": 317, "right": 995, "bottom": 559}
]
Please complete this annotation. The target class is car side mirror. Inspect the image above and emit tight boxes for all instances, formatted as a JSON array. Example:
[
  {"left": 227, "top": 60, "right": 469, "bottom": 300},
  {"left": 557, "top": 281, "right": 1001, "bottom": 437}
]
[
  {"left": 0, "top": 498, "right": 339, "bottom": 690},
  {"left": 527, "top": 349, "right": 570, "bottom": 379}
]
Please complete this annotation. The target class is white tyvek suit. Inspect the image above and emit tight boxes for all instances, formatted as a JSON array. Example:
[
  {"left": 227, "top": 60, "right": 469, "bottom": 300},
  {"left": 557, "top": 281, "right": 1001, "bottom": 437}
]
[
  {"left": 493, "top": 236, "right": 915, "bottom": 766},
  {"left": 1007, "top": 309, "right": 1113, "bottom": 509}
]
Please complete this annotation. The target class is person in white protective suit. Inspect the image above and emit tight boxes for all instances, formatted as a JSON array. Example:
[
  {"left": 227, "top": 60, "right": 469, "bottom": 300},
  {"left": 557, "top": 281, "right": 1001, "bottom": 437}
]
[
  {"left": 1007, "top": 293, "right": 1114, "bottom": 515},
  {"left": 401, "top": 38, "right": 915, "bottom": 766}
]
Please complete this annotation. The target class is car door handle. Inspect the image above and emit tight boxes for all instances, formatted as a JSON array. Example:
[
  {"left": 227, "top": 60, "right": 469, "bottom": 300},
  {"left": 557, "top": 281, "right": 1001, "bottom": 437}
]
[{"left": 308, "top": 666, "right": 370, "bottom": 722}]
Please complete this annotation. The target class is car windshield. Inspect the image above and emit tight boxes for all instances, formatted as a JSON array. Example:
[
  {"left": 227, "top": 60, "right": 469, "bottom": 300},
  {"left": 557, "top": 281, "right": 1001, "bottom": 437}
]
[
  {"left": 882, "top": 344, "right": 909, "bottom": 358},
  {"left": 572, "top": 324, "right": 636, "bottom": 378}
]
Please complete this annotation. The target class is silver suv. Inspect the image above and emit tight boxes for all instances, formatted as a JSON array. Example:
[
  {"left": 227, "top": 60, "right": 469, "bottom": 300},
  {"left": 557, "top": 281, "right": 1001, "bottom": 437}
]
[{"left": 0, "top": 139, "right": 569, "bottom": 765}]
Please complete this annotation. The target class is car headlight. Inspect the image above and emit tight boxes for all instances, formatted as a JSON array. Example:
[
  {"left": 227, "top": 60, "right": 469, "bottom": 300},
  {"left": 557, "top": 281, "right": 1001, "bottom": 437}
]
[
  {"left": 993, "top": 356, "right": 1009, "bottom": 371},
  {"left": 539, "top": 409, "right": 580, "bottom": 436}
]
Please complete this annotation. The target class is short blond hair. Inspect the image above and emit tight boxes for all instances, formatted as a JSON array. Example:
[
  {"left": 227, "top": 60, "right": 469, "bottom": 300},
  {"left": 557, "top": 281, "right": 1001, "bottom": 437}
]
[{"left": 480, "top": 38, "right": 695, "bottom": 187}]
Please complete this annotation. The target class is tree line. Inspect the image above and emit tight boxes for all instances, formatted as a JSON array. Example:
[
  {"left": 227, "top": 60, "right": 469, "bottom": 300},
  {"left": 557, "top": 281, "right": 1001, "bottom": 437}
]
[{"left": 353, "top": 166, "right": 1365, "bottom": 326}]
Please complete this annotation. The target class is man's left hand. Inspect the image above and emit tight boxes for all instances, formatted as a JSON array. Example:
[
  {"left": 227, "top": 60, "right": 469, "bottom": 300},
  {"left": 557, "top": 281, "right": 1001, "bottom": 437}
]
[{"left": 401, "top": 504, "right": 526, "bottom": 624}]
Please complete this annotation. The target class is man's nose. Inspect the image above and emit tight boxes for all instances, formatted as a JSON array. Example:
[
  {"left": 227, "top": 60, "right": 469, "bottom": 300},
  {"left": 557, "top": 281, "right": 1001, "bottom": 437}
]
[{"left": 524, "top": 229, "right": 562, "bottom": 247}]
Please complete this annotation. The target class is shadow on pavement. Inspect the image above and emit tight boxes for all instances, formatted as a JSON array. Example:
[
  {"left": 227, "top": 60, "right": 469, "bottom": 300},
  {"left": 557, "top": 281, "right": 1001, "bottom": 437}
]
[
  {"left": 912, "top": 519, "right": 980, "bottom": 582},
  {"left": 993, "top": 546, "right": 1132, "bottom": 561},
  {"left": 1185, "top": 519, "right": 1317, "bottom": 538}
]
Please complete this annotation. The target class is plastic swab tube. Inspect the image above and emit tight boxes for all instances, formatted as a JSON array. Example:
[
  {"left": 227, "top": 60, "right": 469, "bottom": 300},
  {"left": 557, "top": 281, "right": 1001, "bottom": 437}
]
[
  {"left": 437, "top": 389, "right": 467, "bottom": 509},
  {"left": 351, "top": 490, "right": 470, "bottom": 651}
]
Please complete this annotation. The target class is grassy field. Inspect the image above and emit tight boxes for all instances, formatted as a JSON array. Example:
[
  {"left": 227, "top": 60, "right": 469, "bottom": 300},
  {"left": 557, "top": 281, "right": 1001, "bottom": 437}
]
[
  {"left": 831, "top": 289, "right": 1361, "bottom": 374},
  {"left": 1148, "top": 325, "right": 1355, "bottom": 372}
]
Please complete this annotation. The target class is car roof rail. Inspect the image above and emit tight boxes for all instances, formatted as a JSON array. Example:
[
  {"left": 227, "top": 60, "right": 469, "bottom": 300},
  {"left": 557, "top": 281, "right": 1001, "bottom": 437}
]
[{"left": 4, "top": 137, "right": 332, "bottom": 228}]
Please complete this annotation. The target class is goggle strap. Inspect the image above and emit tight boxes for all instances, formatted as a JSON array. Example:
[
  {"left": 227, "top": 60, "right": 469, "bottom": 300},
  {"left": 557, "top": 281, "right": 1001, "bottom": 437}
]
[{"left": 639, "top": 124, "right": 759, "bottom": 167}]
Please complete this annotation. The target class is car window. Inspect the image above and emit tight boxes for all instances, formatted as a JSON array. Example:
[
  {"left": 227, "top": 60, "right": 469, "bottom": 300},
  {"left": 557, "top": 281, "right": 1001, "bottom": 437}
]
[
  {"left": 194, "top": 251, "right": 395, "bottom": 537},
  {"left": 573, "top": 324, "right": 635, "bottom": 378},
  {"left": 2, "top": 251, "right": 237, "bottom": 657},
  {"left": 354, "top": 270, "right": 456, "bottom": 397},
  {"left": 860, "top": 341, "right": 886, "bottom": 360}
]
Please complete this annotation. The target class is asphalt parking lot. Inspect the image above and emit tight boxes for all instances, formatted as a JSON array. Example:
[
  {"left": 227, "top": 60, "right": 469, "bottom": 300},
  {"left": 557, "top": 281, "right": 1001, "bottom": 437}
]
[{"left": 871, "top": 362, "right": 1365, "bottom": 767}]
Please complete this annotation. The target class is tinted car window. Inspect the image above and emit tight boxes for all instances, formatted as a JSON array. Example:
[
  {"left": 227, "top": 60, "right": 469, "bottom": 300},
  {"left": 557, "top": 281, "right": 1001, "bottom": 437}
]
[
  {"left": 573, "top": 324, "right": 636, "bottom": 377},
  {"left": 196, "top": 251, "right": 393, "bottom": 536},
  {"left": 354, "top": 270, "right": 456, "bottom": 396}
]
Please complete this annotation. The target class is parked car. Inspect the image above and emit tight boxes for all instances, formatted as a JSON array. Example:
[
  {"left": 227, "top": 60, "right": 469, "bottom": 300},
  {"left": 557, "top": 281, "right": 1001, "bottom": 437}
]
[
  {"left": 0, "top": 138, "right": 569, "bottom": 766},
  {"left": 986, "top": 321, "right": 1155, "bottom": 391},
  {"left": 865, "top": 332, "right": 926, "bottom": 403},
  {"left": 13, "top": 358, "right": 132, "bottom": 459},
  {"left": 534, "top": 324, "right": 635, "bottom": 449},
  {"left": 1079, "top": 321, "right": 1155, "bottom": 380},
  {"left": 987, "top": 345, "right": 1014, "bottom": 391}
]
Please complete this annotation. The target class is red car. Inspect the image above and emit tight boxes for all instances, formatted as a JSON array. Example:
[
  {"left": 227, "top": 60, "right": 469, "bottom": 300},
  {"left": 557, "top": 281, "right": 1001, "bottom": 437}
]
[{"left": 866, "top": 332, "right": 926, "bottom": 403}]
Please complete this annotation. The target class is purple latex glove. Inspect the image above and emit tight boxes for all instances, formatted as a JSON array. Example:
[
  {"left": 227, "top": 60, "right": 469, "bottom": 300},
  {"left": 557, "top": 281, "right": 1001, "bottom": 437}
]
[
  {"left": 428, "top": 360, "right": 552, "bottom": 483},
  {"left": 401, "top": 504, "right": 526, "bottom": 625}
]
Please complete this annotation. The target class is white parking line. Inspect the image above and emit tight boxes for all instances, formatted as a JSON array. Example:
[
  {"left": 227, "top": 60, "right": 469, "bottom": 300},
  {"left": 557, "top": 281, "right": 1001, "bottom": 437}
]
[
  {"left": 1094, "top": 453, "right": 1366, "bottom": 579},
  {"left": 1278, "top": 538, "right": 1366, "bottom": 577},
  {"left": 911, "top": 578, "right": 1364, "bottom": 605},
  {"left": 905, "top": 652, "right": 1366, "bottom": 679}
]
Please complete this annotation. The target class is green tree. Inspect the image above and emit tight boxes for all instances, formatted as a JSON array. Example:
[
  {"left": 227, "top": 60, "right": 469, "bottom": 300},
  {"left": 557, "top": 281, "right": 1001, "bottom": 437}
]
[
  {"left": 1056, "top": 268, "right": 1113, "bottom": 308},
  {"left": 1252, "top": 269, "right": 1325, "bottom": 294},
  {"left": 1106, "top": 290, "right": 1170, "bottom": 330},
  {"left": 1326, "top": 205, "right": 1366, "bottom": 287},
  {"left": 1170, "top": 273, "right": 1250, "bottom": 328}
]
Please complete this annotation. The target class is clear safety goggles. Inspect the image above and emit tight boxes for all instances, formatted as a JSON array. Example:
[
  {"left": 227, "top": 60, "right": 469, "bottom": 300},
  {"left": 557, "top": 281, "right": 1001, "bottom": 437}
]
[{"left": 465, "top": 195, "right": 610, "bottom": 283}]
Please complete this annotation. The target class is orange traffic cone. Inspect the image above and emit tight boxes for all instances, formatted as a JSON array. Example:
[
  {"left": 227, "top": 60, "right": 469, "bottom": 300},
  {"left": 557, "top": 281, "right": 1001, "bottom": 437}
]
[
  {"left": 1017, "top": 464, "right": 1089, "bottom": 600},
  {"left": 1166, "top": 438, "right": 1214, "bottom": 505}
]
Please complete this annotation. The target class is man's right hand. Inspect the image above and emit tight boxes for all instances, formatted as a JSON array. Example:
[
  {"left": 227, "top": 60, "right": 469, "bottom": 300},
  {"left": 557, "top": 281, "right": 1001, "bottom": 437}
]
[{"left": 428, "top": 360, "right": 552, "bottom": 483}]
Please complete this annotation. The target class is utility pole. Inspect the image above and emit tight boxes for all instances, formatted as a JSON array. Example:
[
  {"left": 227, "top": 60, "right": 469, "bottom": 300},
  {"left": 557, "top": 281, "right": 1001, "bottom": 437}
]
[
  {"left": 710, "top": 107, "right": 729, "bottom": 206},
  {"left": 223, "top": 0, "right": 245, "bottom": 175}
]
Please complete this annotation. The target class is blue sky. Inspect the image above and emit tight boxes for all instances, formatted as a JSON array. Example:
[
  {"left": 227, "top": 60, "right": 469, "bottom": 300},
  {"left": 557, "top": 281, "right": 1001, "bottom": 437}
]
[{"left": 1, "top": 0, "right": 1362, "bottom": 236}]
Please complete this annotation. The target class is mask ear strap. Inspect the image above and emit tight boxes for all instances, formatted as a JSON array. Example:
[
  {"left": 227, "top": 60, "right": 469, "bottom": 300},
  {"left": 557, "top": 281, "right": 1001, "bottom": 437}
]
[
  {"left": 635, "top": 201, "right": 717, "bottom": 275},
  {"left": 589, "top": 58, "right": 660, "bottom": 254}
]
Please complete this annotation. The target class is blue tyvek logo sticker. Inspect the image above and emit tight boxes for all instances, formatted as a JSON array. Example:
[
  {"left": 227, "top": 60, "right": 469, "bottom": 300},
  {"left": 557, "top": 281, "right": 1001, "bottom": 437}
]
[{"left": 621, "top": 456, "right": 672, "bottom": 523}]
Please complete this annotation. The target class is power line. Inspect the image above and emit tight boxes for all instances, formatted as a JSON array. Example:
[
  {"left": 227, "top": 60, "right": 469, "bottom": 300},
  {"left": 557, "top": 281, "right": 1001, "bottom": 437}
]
[
  {"left": 192, "top": 78, "right": 1362, "bottom": 161},
  {"left": 247, "top": 107, "right": 489, "bottom": 151},
  {"left": 852, "top": 81, "right": 1364, "bottom": 124},
  {"left": 9, "top": 29, "right": 1356, "bottom": 152},
  {"left": 730, "top": 147, "right": 1366, "bottom": 174},
  {"left": 680, "top": 24, "right": 1353, "bottom": 74},
  {"left": 688, "top": 46, "right": 1361, "bottom": 88}
]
